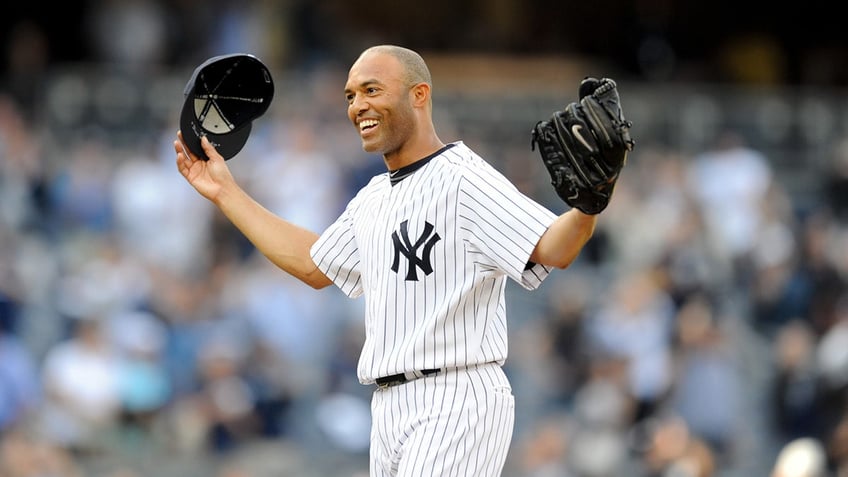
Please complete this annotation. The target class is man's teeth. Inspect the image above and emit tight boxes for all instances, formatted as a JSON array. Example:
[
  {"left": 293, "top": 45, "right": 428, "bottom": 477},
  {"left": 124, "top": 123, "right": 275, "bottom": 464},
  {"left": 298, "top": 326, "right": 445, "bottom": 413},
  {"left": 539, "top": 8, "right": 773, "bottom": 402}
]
[{"left": 360, "top": 120, "right": 379, "bottom": 131}]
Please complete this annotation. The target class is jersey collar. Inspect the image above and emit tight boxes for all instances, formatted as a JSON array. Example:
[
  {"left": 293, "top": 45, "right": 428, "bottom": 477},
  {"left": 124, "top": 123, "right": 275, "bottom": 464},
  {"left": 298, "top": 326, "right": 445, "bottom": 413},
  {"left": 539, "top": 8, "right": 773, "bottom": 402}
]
[{"left": 388, "top": 143, "right": 455, "bottom": 186}]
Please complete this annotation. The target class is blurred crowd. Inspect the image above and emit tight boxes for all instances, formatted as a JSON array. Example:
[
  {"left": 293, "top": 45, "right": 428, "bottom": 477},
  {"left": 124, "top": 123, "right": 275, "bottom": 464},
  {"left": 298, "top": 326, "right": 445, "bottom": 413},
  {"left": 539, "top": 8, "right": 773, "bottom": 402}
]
[
  {"left": 3, "top": 69, "right": 848, "bottom": 477},
  {"left": 3, "top": 2, "right": 848, "bottom": 477}
]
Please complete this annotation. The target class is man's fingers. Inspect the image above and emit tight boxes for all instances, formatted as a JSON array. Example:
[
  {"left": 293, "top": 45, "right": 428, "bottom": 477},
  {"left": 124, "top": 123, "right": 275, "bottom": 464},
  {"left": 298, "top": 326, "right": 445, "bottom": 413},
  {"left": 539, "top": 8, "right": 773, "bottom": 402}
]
[
  {"left": 175, "top": 131, "right": 222, "bottom": 163},
  {"left": 175, "top": 131, "right": 195, "bottom": 160},
  {"left": 200, "top": 136, "right": 220, "bottom": 161}
]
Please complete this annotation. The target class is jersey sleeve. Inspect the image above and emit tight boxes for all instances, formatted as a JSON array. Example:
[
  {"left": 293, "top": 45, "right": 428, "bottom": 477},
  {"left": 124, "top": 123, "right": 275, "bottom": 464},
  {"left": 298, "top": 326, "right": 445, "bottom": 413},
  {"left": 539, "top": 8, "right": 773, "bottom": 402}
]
[
  {"left": 310, "top": 197, "right": 363, "bottom": 298},
  {"left": 457, "top": 168, "right": 557, "bottom": 290}
]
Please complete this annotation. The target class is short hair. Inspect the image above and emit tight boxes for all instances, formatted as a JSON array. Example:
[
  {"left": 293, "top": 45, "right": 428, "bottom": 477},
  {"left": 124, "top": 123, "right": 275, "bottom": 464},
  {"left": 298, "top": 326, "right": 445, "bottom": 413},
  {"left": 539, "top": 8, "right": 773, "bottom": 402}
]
[{"left": 362, "top": 45, "right": 432, "bottom": 87}]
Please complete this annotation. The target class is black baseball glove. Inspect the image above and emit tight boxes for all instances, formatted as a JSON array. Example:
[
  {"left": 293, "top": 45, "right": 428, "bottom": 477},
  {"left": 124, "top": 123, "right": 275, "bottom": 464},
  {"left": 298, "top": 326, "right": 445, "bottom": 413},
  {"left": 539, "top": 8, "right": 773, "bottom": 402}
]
[{"left": 531, "top": 77, "right": 635, "bottom": 215}]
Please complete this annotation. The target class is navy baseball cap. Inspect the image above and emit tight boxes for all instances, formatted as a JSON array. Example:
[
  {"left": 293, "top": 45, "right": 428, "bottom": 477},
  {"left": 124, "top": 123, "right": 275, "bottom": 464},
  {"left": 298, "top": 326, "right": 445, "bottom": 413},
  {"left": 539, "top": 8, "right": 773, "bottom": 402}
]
[{"left": 179, "top": 53, "right": 274, "bottom": 160}]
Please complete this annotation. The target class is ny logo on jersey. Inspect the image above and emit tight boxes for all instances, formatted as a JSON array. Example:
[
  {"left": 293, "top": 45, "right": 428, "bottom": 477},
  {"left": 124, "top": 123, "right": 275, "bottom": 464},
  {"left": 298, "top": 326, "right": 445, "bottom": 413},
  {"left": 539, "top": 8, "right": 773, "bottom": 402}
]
[{"left": 390, "top": 220, "right": 441, "bottom": 281}]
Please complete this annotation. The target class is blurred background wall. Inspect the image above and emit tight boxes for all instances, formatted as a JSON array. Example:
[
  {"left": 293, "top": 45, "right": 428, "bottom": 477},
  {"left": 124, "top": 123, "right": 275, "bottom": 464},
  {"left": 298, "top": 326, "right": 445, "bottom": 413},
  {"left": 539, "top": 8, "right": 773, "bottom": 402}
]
[{"left": 2, "top": 1, "right": 848, "bottom": 476}]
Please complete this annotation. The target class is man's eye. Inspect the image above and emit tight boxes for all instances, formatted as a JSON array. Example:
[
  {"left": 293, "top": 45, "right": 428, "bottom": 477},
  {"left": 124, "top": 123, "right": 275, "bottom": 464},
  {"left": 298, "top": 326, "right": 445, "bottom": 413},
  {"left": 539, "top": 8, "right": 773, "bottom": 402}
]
[{"left": 367, "top": 87, "right": 378, "bottom": 94}]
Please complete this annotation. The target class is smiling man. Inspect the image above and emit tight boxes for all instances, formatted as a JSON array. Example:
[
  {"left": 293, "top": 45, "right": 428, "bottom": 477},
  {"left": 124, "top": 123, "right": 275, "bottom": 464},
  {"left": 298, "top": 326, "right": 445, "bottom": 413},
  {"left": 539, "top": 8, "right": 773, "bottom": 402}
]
[{"left": 175, "top": 44, "right": 603, "bottom": 476}]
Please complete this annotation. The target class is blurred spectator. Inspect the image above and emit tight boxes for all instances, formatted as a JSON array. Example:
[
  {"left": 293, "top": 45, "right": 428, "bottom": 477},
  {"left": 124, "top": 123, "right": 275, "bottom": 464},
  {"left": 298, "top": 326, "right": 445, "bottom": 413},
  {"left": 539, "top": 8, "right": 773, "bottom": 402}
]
[
  {"left": 601, "top": 145, "right": 732, "bottom": 304},
  {"left": 53, "top": 235, "right": 152, "bottom": 323},
  {"left": 584, "top": 268, "right": 676, "bottom": 421},
  {"left": 667, "top": 294, "right": 743, "bottom": 460},
  {"left": 813, "top": 302, "right": 848, "bottom": 441},
  {"left": 655, "top": 203, "right": 731, "bottom": 306},
  {"left": 151, "top": 270, "right": 226, "bottom": 397},
  {"left": 566, "top": 378, "right": 634, "bottom": 476},
  {"left": 49, "top": 139, "right": 114, "bottom": 233},
  {"left": 771, "top": 320, "right": 825, "bottom": 443},
  {"left": 245, "top": 117, "right": 346, "bottom": 234},
  {"left": 324, "top": 315, "right": 368, "bottom": 398},
  {"left": 3, "top": 230, "right": 61, "bottom": 358},
  {"left": 784, "top": 211, "right": 846, "bottom": 335},
  {"left": 313, "top": 391, "right": 371, "bottom": 455},
  {"left": 108, "top": 310, "right": 171, "bottom": 434},
  {"left": 639, "top": 414, "right": 717, "bottom": 477},
  {"left": 752, "top": 211, "right": 846, "bottom": 337},
  {"left": 0, "top": 329, "right": 41, "bottom": 432},
  {"left": 603, "top": 146, "right": 695, "bottom": 272},
  {"left": 36, "top": 317, "right": 122, "bottom": 454},
  {"left": 0, "top": 427, "right": 83, "bottom": 477},
  {"left": 543, "top": 273, "right": 594, "bottom": 404},
  {"left": 187, "top": 333, "right": 259, "bottom": 453},
  {"left": 220, "top": 255, "right": 342, "bottom": 392},
  {"left": 240, "top": 340, "right": 294, "bottom": 439},
  {"left": 686, "top": 130, "right": 774, "bottom": 276},
  {"left": 110, "top": 153, "right": 215, "bottom": 277},
  {"left": 0, "top": 94, "right": 48, "bottom": 232},
  {"left": 749, "top": 181, "right": 806, "bottom": 335},
  {"left": 513, "top": 413, "right": 574, "bottom": 477},
  {"left": 827, "top": 413, "right": 848, "bottom": 475}
]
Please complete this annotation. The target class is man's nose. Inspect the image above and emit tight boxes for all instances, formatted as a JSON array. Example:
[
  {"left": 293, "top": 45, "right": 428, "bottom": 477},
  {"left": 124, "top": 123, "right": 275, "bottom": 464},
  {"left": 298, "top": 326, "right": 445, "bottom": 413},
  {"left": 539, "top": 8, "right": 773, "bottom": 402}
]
[{"left": 350, "top": 94, "right": 369, "bottom": 113}]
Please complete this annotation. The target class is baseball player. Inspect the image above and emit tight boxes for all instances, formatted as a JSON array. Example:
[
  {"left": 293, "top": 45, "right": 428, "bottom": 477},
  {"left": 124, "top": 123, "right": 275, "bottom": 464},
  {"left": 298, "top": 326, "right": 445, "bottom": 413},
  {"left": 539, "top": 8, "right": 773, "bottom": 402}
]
[{"left": 175, "top": 45, "right": 630, "bottom": 476}]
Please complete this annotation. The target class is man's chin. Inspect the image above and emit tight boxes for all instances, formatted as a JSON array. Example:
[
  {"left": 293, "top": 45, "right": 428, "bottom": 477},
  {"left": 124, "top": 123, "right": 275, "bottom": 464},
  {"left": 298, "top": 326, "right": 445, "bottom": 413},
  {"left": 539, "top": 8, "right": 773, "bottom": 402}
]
[{"left": 361, "top": 140, "right": 381, "bottom": 154}]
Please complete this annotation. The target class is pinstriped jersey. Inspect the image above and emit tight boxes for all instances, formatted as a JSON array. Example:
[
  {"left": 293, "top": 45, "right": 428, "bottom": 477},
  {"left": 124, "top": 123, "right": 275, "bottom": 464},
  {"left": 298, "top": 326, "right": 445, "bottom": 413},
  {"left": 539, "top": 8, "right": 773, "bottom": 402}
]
[{"left": 310, "top": 141, "right": 557, "bottom": 384}]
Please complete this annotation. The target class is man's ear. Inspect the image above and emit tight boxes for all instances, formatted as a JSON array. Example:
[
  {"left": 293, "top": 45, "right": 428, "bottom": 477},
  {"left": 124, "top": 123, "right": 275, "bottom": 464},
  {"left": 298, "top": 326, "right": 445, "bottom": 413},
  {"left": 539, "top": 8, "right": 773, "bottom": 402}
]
[{"left": 411, "top": 82, "right": 431, "bottom": 108}]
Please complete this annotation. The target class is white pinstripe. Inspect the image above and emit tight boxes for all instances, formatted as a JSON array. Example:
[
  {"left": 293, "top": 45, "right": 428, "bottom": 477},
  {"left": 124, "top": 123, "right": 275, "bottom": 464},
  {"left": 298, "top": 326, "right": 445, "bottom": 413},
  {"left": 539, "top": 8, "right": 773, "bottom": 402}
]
[
  {"left": 310, "top": 141, "right": 556, "bottom": 475},
  {"left": 370, "top": 363, "right": 514, "bottom": 477}
]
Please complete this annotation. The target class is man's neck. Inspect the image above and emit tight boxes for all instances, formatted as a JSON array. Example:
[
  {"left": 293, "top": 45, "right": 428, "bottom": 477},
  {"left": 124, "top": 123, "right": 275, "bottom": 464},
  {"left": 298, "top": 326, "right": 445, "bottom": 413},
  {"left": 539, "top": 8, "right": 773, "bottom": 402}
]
[
  {"left": 387, "top": 143, "right": 455, "bottom": 186},
  {"left": 384, "top": 136, "right": 445, "bottom": 171}
]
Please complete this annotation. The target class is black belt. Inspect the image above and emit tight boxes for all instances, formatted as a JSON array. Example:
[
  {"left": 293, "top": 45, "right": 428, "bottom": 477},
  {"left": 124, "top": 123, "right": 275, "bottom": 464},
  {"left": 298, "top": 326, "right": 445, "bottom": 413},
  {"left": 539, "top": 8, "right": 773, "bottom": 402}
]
[{"left": 375, "top": 368, "right": 441, "bottom": 388}]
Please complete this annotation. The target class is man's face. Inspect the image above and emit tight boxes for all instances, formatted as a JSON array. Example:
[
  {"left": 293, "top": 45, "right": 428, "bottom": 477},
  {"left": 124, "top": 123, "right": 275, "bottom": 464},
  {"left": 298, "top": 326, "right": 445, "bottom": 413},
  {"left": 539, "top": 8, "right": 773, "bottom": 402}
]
[{"left": 344, "top": 52, "right": 416, "bottom": 156}]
